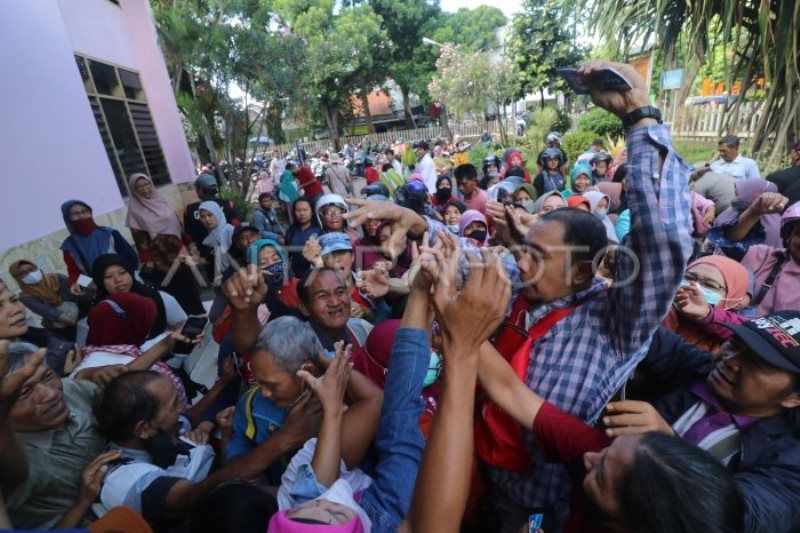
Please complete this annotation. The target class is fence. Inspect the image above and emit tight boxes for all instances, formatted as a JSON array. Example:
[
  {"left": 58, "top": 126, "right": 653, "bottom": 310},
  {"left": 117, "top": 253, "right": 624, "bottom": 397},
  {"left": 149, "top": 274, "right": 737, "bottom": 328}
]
[
  {"left": 664, "top": 101, "right": 762, "bottom": 140},
  {"left": 269, "top": 120, "right": 512, "bottom": 155}
]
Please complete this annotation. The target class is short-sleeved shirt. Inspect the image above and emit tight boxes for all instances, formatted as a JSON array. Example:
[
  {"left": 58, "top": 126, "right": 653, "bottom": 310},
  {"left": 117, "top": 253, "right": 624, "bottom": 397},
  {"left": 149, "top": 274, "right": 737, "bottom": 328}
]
[
  {"left": 462, "top": 188, "right": 489, "bottom": 214},
  {"left": 710, "top": 155, "right": 761, "bottom": 180},
  {"left": 8, "top": 379, "right": 104, "bottom": 530}
]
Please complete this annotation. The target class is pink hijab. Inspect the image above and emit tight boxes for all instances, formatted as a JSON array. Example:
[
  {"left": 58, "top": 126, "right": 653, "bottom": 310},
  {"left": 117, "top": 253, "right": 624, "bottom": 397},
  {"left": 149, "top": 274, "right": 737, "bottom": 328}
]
[{"left": 125, "top": 173, "right": 183, "bottom": 238}]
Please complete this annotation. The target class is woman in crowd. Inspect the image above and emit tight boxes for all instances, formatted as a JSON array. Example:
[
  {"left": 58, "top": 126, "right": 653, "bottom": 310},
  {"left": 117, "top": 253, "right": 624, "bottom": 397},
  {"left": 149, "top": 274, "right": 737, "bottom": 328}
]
[
  {"left": 499, "top": 150, "right": 531, "bottom": 183},
  {"left": 664, "top": 255, "right": 751, "bottom": 353},
  {"left": 584, "top": 190, "right": 619, "bottom": 244},
  {"left": 60, "top": 200, "right": 139, "bottom": 292},
  {"left": 512, "top": 183, "right": 538, "bottom": 214},
  {"left": 199, "top": 201, "right": 235, "bottom": 285},
  {"left": 431, "top": 175, "right": 457, "bottom": 216},
  {"left": 284, "top": 196, "right": 322, "bottom": 277},
  {"left": 354, "top": 218, "right": 389, "bottom": 272},
  {"left": 125, "top": 173, "right": 204, "bottom": 315},
  {"left": 459, "top": 210, "right": 489, "bottom": 247},
  {"left": 562, "top": 161, "right": 597, "bottom": 199},
  {"left": 247, "top": 238, "right": 301, "bottom": 319},
  {"left": 226, "top": 225, "right": 261, "bottom": 275},
  {"left": 708, "top": 180, "right": 786, "bottom": 260},
  {"left": 9, "top": 259, "right": 91, "bottom": 341},
  {"left": 532, "top": 190, "right": 568, "bottom": 214},
  {"left": 315, "top": 193, "right": 360, "bottom": 241},
  {"left": 90, "top": 254, "right": 187, "bottom": 341},
  {"left": 443, "top": 200, "right": 467, "bottom": 235},
  {"left": 533, "top": 148, "right": 566, "bottom": 196}
]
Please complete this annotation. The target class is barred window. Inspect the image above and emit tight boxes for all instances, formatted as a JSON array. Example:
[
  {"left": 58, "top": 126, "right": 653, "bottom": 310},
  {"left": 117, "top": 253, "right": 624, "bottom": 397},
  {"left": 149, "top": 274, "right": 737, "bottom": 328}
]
[{"left": 75, "top": 55, "right": 170, "bottom": 197}]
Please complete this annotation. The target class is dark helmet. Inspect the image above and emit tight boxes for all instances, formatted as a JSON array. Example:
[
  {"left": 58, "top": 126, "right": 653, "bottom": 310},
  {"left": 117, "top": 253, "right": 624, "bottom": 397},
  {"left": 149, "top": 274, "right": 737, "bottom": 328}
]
[
  {"left": 592, "top": 152, "right": 613, "bottom": 166},
  {"left": 361, "top": 182, "right": 390, "bottom": 199},
  {"left": 541, "top": 147, "right": 566, "bottom": 166},
  {"left": 394, "top": 181, "right": 429, "bottom": 215}
]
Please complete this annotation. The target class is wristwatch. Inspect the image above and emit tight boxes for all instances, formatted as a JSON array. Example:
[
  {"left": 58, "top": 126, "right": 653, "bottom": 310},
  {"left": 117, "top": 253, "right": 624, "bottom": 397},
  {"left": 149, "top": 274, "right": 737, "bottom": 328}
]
[{"left": 621, "top": 106, "right": 663, "bottom": 129}]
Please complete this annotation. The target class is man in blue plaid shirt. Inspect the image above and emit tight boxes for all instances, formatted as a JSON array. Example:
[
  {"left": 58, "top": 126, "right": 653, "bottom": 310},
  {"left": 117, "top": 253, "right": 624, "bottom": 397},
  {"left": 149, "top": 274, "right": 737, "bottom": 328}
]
[{"left": 479, "top": 61, "right": 694, "bottom": 531}]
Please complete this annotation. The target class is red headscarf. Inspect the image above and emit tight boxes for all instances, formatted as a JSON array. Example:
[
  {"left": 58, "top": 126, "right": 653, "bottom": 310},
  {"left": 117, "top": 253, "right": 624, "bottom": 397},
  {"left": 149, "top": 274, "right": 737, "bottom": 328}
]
[
  {"left": 499, "top": 150, "right": 531, "bottom": 183},
  {"left": 566, "top": 195, "right": 590, "bottom": 210},
  {"left": 87, "top": 292, "right": 157, "bottom": 347}
]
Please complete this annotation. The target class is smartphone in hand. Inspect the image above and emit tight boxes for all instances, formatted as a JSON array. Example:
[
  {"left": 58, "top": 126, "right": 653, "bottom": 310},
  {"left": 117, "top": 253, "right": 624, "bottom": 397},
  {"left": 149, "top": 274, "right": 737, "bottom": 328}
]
[
  {"left": 173, "top": 316, "right": 208, "bottom": 355},
  {"left": 556, "top": 67, "right": 633, "bottom": 95}
]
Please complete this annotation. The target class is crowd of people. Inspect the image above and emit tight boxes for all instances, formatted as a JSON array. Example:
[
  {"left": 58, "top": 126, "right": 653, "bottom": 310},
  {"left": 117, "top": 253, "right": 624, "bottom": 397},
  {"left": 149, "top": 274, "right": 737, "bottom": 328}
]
[{"left": 2, "top": 60, "right": 800, "bottom": 533}]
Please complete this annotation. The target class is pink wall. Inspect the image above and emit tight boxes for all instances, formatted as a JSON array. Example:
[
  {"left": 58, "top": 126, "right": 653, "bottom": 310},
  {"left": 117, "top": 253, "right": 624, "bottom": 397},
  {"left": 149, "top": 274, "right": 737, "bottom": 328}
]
[
  {"left": 58, "top": 0, "right": 196, "bottom": 185},
  {"left": 0, "top": 0, "right": 195, "bottom": 251},
  {"left": 0, "top": 1, "right": 123, "bottom": 251}
]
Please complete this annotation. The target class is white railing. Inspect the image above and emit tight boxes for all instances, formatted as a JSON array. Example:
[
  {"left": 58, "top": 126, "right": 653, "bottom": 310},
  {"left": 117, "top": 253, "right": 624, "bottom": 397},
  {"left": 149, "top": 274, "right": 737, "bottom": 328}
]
[{"left": 664, "top": 101, "right": 762, "bottom": 139}]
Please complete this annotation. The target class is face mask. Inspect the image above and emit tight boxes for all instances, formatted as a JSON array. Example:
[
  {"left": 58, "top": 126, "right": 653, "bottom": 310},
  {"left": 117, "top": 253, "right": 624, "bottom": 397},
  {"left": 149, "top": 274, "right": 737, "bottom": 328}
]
[
  {"left": 446, "top": 224, "right": 460, "bottom": 235},
  {"left": 22, "top": 269, "right": 43, "bottom": 284},
  {"left": 467, "top": 230, "right": 487, "bottom": 243},
  {"left": 423, "top": 351, "right": 441, "bottom": 387},
  {"left": 72, "top": 218, "right": 98, "bottom": 236},
  {"left": 593, "top": 208, "right": 608, "bottom": 219},
  {"left": 520, "top": 199, "right": 536, "bottom": 214},
  {"left": 436, "top": 188, "right": 452, "bottom": 202},
  {"left": 262, "top": 261, "right": 286, "bottom": 285},
  {"left": 488, "top": 170, "right": 500, "bottom": 178},
  {"left": 681, "top": 279, "right": 723, "bottom": 306}
]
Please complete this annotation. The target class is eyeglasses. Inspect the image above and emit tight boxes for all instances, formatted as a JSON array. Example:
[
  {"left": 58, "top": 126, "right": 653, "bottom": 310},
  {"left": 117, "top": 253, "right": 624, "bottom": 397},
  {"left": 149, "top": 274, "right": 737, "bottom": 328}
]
[
  {"left": 321, "top": 209, "right": 343, "bottom": 219},
  {"left": 683, "top": 272, "right": 726, "bottom": 293}
]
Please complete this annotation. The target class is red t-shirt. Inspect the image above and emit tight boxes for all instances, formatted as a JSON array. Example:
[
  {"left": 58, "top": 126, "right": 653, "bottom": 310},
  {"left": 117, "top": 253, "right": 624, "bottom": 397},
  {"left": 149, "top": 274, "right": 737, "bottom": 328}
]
[
  {"left": 297, "top": 166, "right": 323, "bottom": 196},
  {"left": 365, "top": 167, "right": 380, "bottom": 184},
  {"left": 533, "top": 402, "right": 612, "bottom": 533}
]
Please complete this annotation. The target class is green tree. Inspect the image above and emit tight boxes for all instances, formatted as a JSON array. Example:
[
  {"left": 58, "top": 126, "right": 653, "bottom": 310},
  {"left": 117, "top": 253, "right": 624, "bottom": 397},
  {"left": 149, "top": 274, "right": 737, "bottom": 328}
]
[
  {"left": 431, "top": 6, "right": 507, "bottom": 51},
  {"left": 368, "top": 0, "right": 442, "bottom": 127},
  {"left": 507, "top": 0, "right": 586, "bottom": 106}
]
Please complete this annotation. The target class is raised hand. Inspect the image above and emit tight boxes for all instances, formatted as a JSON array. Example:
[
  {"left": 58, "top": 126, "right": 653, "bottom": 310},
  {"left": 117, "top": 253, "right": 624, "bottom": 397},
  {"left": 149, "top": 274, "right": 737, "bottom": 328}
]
[
  {"left": 63, "top": 344, "right": 84, "bottom": 375},
  {"left": 302, "top": 237, "right": 323, "bottom": 268},
  {"left": 360, "top": 266, "right": 391, "bottom": 299},
  {"left": 297, "top": 341, "right": 352, "bottom": 415},
  {"left": 749, "top": 192, "right": 789, "bottom": 216},
  {"left": 674, "top": 283, "right": 712, "bottom": 320},
  {"left": 344, "top": 199, "right": 427, "bottom": 260},
  {"left": 223, "top": 264, "right": 268, "bottom": 312},
  {"left": 577, "top": 60, "right": 651, "bottom": 119}
]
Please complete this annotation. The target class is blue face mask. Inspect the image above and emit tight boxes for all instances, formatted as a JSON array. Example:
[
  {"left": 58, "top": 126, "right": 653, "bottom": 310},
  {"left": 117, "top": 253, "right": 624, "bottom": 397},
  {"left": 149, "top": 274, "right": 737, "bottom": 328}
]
[
  {"left": 681, "top": 279, "right": 723, "bottom": 306},
  {"left": 262, "top": 261, "right": 285, "bottom": 285},
  {"left": 423, "top": 351, "right": 442, "bottom": 387},
  {"left": 446, "top": 224, "right": 460, "bottom": 235}
]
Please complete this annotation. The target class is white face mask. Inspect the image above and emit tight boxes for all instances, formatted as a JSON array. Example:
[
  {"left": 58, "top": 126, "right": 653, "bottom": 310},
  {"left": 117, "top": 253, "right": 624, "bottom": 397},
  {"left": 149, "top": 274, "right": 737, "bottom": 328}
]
[
  {"left": 594, "top": 208, "right": 608, "bottom": 219},
  {"left": 22, "top": 269, "right": 43, "bottom": 285},
  {"left": 446, "top": 224, "right": 460, "bottom": 234}
]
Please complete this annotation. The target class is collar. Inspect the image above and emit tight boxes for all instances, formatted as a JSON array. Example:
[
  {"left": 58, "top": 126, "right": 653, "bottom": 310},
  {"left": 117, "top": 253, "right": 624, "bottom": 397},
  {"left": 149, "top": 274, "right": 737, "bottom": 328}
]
[
  {"left": 16, "top": 409, "right": 76, "bottom": 450},
  {"left": 524, "top": 278, "right": 606, "bottom": 329},
  {"left": 690, "top": 381, "right": 761, "bottom": 429},
  {"left": 310, "top": 320, "right": 352, "bottom": 351}
]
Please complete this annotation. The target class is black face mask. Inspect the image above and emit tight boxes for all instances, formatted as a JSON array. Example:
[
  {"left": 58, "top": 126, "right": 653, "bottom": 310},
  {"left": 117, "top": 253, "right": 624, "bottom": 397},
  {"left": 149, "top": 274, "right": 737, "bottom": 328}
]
[
  {"left": 436, "top": 188, "right": 452, "bottom": 202},
  {"left": 141, "top": 428, "right": 186, "bottom": 468},
  {"left": 467, "top": 229, "right": 487, "bottom": 243}
]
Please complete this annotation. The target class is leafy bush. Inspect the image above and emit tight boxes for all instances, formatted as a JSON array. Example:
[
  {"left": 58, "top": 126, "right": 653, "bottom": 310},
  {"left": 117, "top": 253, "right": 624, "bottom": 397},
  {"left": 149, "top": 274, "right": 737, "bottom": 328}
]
[
  {"left": 468, "top": 141, "right": 502, "bottom": 169},
  {"left": 553, "top": 106, "right": 572, "bottom": 134},
  {"left": 220, "top": 183, "right": 253, "bottom": 219},
  {"left": 578, "top": 108, "right": 624, "bottom": 139},
  {"left": 562, "top": 130, "right": 597, "bottom": 162}
]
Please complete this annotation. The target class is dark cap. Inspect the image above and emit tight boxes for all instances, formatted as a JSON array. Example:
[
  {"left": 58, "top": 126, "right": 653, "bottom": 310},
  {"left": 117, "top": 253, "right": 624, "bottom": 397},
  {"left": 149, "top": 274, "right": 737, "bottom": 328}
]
[
  {"left": 728, "top": 311, "right": 800, "bottom": 373},
  {"left": 414, "top": 141, "right": 429, "bottom": 150}
]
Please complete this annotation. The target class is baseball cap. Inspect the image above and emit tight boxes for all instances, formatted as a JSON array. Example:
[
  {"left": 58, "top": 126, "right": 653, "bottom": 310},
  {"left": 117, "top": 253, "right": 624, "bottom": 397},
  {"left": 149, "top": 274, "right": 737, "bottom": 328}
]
[
  {"left": 727, "top": 311, "right": 800, "bottom": 373},
  {"left": 319, "top": 232, "right": 353, "bottom": 257}
]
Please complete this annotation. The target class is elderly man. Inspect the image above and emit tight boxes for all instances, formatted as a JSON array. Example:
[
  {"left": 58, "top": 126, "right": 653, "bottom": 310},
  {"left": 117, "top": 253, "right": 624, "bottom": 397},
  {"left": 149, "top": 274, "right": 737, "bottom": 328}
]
[
  {"left": 607, "top": 314, "right": 800, "bottom": 532},
  {"left": 710, "top": 135, "right": 761, "bottom": 180}
]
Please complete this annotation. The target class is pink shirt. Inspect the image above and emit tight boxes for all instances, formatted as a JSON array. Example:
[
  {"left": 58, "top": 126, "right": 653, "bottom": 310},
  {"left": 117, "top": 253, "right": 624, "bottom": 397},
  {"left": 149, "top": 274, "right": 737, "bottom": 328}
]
[
  {"left": 462, "top": 189, "right": 489, "bottom": 214},
  {"left": 742, "top": 244, "right": 800, "bottom": 316}
]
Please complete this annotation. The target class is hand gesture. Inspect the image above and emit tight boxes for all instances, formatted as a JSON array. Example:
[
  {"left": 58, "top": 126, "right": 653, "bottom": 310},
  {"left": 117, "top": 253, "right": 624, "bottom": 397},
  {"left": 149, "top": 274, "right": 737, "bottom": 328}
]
[
  {"left": 360, "top": 266, "right": 391, "bottom": 299},
  {"left": 0, "top": 341, "right": 45, "bottom": 417},
  {"left": 302, "top": 237, "right": 323, "bottom": 268},
  {"left": 297, "top": 342, "right": 352, "bottom": 416},
  {"left": 79, "top": 449, "right": 122, "bottom": 502},
  {"left": 281, "top": 392, "right": 323, "bottom": 446},
  {"left": 674, "top": 283, "right": 712, "bottom": 320},
  {"left": 416, "top": 230, "right": 461, "bottom": 303},
  {"left": 75, "top": 364, "right": 127, "bottom": 387},
  {"left": 223, "top": 264, "right": 268, "bottom": 312},
  {"left": 433, "top": 249, "right": 511, "bottom": 352},
  {"left": 603, "top": 400, "right": 674, "bottom": 437},
  {"left": 215, "top": 405, "right": 235, "bottom": 433},
  {"left": 185, "top": 426, "right": 211, "bottom": 446},
  {"left": 63, "top": 344, "right": 84, "bottom": 375},
  {"left": 344, "top": 199, "right": 426, "bottom": 260},
  {"left": 577, "top": 61, "right": 651, "bottom": 118},
  {"left": 750, "top": 192, "right": 789, "bottom": 216},
  {"left": 167, "top": 323, "right": 204, "bottom": 349}
]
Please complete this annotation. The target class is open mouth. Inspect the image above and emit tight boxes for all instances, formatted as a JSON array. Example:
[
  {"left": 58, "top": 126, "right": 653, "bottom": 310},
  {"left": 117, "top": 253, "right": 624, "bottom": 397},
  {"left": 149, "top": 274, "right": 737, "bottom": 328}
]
[
  {"left": 10, "top": 317, "right": 27, "bottom": 329},
  {"left": 327, "top": 306, "right": 346, "bottom": 319},
  {"left": 42, "top": 397, "right": 66, "bottom": 418}
]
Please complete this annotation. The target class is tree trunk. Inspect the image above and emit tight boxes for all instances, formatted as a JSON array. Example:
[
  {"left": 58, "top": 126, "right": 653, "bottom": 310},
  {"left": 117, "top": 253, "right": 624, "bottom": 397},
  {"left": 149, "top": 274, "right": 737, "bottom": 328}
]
[
  {"left": 400, "top": 84, "right": 416, "bottom": 128},
  {"left": 323, "top": 104, "right": 341, "bottom": 152},
  {"left": 266, "top": 102, "right": 286, "bottom": 144},
  {"left": 440, "top": 104, "right": 452, "bottom": 140},
  {"left": 673, "top": 31, "right": 707, "bottom": 132},
  {"left": 540, "top": 87, "right": 545, "bottom": 110},
  {"left": 360, "top": 85, "right": 376, "bottom": 134},
  {"left": 189, "top": 75, "right": 222, "bottom": 177},
  {"left": 752, "top": 79, "right": 781, "bottom": 152}
]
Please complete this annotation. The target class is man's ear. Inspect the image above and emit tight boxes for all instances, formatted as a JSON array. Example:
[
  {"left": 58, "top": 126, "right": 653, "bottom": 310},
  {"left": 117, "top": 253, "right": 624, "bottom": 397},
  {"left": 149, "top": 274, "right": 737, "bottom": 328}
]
[
  {"left": 133, "top": 419, "right": 154, "bottom": 440},
  {"left": 572, "top": 259, "right": 595, "bottom": 287},
  {"left": 298, "top": 302, "right": 311, "bottom": 317}
]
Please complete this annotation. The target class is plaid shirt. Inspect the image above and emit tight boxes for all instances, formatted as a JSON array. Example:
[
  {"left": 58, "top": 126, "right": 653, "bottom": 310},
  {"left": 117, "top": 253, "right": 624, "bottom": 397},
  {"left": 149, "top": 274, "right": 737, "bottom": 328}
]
[{"left": 487, "top": 124, "right": 693, "bottom": 508}]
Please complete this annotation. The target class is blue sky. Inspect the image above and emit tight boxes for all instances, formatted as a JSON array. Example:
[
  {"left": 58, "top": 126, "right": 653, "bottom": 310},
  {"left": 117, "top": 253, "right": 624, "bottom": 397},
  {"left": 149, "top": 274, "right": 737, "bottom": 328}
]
[{"left": 440, "top": 0, "right": 523, "bottom": 19}]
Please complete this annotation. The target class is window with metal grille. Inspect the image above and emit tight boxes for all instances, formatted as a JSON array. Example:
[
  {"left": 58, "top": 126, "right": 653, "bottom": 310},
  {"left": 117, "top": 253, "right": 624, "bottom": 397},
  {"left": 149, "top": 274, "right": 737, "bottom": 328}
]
[{"left": 74, "top": 55, "right": 170, "bottom": 197}]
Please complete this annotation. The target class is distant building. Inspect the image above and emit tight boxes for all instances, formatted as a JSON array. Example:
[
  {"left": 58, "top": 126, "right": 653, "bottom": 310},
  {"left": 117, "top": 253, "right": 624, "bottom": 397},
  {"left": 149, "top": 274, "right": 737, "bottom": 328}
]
[{"left": 0, "top": 0, "right": 195, "bottom": 284}]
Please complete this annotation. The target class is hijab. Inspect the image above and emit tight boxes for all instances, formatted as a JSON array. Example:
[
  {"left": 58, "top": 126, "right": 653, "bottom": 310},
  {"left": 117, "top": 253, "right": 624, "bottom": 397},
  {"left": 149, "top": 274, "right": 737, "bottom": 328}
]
[
  {"left": 583, "top": 191, "right": 619, "bottom": 244},
  {"left": 86, "top": 292, "right": 157, "bottom": 347},
  {"left": 91, "top": 254, "right": 167, "bottom": 338},
  {"left": 9, "top": 260, "right": 62, "bottom": 306},
  {"left": 459, "top": 209, "right": 489, "bottom": 245},
  {"left": 714, "top": 180, "right": 782, "bottom": 248},
  {"left": 566, "top": 195, "right": 590, "bottom": 210},
  {"left": 125, "top": 173, "right": 183, "bottom": 239},
  {"left": 532, "top": 190, "right": 567, "bottom": 214},
  {"left": 500, "top": 150, "right": 531, "bottom": 182},
  {"left": 199, "top": 201, "right": 235, "bottom": 249},
  {"left": 513, "top": 183, "right": 538, "bottom": 202},
  {"left": 60, "top": 200, "right": 114, "bottom": 273},
  {"left": 664, "top": 255, "right": 750, "bottom": 352},
  {"left": 567, "top": 161, "right": 595, "bottom": 192},
  {"left": 247, "top": 238, "right": 286, "bottom": 265}
]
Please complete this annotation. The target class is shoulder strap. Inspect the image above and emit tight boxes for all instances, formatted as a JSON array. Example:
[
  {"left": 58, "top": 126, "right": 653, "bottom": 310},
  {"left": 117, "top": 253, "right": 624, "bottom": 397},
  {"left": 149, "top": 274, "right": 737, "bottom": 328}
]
[
  {"left": 244, "top": 386, "right": 260, "bottom": 440},
  {"left": 752, "top": 252, "right": 787, "bottom": 306}
]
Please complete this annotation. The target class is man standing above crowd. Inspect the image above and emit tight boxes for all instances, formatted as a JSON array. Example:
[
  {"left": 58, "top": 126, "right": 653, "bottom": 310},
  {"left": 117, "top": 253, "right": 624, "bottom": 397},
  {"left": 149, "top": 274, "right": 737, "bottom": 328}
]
[
  {"left": 415, "top": 141, "right": 437, "bottom": 194},
  {"left": 711, "top": 134, "right": 761, "bottom": 180},
  {"left": 477, "top": 60, "right": 693, "bottom": 532}
]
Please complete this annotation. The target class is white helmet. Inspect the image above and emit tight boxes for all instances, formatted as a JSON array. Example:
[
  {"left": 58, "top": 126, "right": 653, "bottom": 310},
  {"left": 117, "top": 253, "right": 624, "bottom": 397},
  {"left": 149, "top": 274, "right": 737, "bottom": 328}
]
[{"left": 315, "top": 193, "right": 348, "bottom": 226}]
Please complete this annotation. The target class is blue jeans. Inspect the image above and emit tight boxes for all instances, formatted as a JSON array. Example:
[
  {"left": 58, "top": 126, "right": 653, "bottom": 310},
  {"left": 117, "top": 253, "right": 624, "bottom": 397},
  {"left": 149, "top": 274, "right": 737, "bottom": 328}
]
[{"left": 359, "top": 327, "right": 429, "bottom": 532}]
